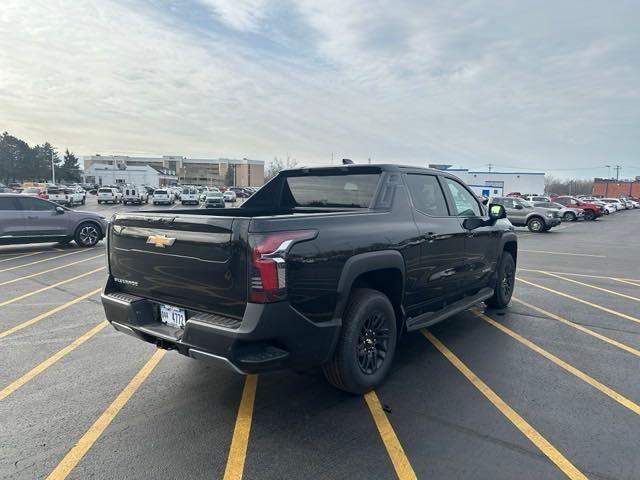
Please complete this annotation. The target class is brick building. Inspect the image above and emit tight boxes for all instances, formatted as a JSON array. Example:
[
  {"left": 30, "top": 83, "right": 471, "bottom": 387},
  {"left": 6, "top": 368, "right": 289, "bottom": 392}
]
[{"left": 592, "top": 178, "right": 640, "bottom": 198}]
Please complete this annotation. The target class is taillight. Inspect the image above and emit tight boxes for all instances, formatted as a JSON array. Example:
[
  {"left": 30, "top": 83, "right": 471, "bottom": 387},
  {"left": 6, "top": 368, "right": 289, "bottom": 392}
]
[{"left": 248, "top": 230, "right": 316, "bottom": 303}]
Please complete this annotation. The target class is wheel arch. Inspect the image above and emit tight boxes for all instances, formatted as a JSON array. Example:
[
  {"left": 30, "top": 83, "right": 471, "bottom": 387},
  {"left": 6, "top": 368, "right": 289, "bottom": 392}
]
[{"left": 334, "top": 251, "right": 405, "bottom": 331}]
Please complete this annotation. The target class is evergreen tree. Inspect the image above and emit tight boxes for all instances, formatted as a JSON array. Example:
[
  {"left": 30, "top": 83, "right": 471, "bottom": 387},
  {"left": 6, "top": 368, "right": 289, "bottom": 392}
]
[
  {"left": 60, "top": 149, "right": 81, "bottom": 182},
  {"left": 225, "top": 165, "right": 235, "bottom": 186}
]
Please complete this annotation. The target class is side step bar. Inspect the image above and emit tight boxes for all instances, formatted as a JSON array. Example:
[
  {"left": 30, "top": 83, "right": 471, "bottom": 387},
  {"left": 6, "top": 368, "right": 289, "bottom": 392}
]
[{"left": 405, "top": 288, "right": 494, "bottom": 331}]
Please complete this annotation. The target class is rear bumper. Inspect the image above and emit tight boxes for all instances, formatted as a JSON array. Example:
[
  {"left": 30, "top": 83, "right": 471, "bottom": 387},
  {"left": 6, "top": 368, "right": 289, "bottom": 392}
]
[{"left": 101, "top": 281, "right": 340, "bottom": 374}]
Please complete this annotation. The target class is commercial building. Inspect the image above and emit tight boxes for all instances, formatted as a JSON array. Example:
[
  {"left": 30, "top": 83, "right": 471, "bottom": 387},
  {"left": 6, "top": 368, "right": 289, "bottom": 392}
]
[
  {"left": 429, "top": 165, "right": 545, "bottom": 197},
  {"left": 84, "top": 164, "right": 178, "bottom": 187},
  {"left": 592, "top": 178, "right": 640, "bottom": 198},
  {"left": 83, "top": 155, "right": 265, "bottom": 187}
]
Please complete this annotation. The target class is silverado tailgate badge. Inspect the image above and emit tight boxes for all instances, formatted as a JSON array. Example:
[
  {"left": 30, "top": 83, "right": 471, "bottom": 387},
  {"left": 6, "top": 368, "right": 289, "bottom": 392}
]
[{"left": 146, "top": 234, "right": 176, "bottom": 248}]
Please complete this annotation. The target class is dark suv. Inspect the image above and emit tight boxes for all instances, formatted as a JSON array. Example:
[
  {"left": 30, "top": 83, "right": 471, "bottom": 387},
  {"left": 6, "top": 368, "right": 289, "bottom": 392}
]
[
  {"left": 102, "top": 165, "right": 517, "bottom": 393},
  {"left": 0, "top": 194, "right": 108, "bottom": 247}
]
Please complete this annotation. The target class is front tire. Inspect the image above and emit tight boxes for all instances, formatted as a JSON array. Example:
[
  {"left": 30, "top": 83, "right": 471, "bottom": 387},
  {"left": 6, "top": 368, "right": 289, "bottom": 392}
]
[
  {"left": 584, "top": 210, "right": 595, "bottom": 221},
  {"left": 486, "top": 252, "right": 515, "bottom": 309},
  {"left": 563, "top": 212, "right": 576, "bottom": 222},
  {"left": 527, "top": 217, "right": 544, "bottom": 232},
  {"left": 74, "top": 222, "right": 101, "bottom": 248},
  {"left": 322, "top": 288, "right": 397, "bottom": 394}
]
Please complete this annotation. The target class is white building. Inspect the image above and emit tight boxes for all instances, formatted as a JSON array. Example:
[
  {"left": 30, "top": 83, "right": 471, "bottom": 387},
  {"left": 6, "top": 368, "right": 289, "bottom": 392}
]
[
  {"left": 429, "top": 165, "right": 545, "bottom": 197},
  {"left": 84, "top": 164, "right": 178, "bottom": 187}
]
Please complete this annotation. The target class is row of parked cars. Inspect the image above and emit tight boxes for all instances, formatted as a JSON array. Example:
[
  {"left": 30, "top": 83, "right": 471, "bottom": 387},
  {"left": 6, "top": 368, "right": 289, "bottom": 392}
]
[
  {"left": 486, "top": 194, "right": 639, "bottom": 232},
  {"left": 93, "top": 184, "right": 257, "bottom": 207}
]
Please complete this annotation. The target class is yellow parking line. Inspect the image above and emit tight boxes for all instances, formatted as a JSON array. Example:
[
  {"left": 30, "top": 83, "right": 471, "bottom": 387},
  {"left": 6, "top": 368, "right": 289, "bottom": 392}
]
[
  {"left": 473, "top": 310, "right": 640, "bottom": 416},
  {"left": 614, "top": 278, "right": 640, "bottom": 288},
  {"left": 518, "top": 268, "right": 640, "bottom": 284},
  {"left": 0, "top": 288, "right": 102, "bottom": 339},
  {"left": 223, "top": 375, "right": 258, "bottom": 480},
  {"left": 516, "top": 277, "right": 640, "bottom": 326},
  {"left": 511, "top": 297, "right": 640, "bottom": 358},
  {"left": 0, "top": 321, "right": 108, "bottom": 401},
  {"left": 421, "top": 330, "right": 586, "bottom": 480},
  {"left": 0, "top": 251, "right": 46, "bottom": 264},
  {"left": 364, "top": 391, "right": 417, "bottom": 480},
  {"left": 46, "top": 349, "right": 166, "bottom": 480},
  {"left": 0, "top": 267, "right": 105, "bottom": 307},
  {"left": 0, "top": 249, "right": 89, "bottom": 273},
  {"left": 0, "top": 254, "right": 103, "bottom": 287},
  {"left": 538, "top": 271, "right": 640, "bottom": 303}
]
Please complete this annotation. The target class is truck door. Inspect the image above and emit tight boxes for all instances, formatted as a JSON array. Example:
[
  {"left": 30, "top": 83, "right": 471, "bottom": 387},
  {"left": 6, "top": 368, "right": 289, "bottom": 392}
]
[
  {"left": 404, "top": 173, "right": 467, "bottom": 316},
  {"left": 441, "top": 177, "right": 498, "bottom": 294}
]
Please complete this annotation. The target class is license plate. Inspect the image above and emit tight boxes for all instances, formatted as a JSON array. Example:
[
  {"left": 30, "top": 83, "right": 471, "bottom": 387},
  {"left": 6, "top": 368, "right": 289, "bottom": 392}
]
[{"left": 160, "top": 304, "right": 186, "bottom": 328}]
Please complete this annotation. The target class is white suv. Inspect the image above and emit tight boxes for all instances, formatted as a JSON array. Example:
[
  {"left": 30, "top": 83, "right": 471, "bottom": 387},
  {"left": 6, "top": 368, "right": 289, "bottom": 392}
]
[
  {"left": 123, "top": 185, "right": 149, "bottom": 205},
  {"left": 97, "top": 187, "right": 123, "bottom": 204},
  {"left": 152, "top": 189, "right": 175, "bottom": 205}
]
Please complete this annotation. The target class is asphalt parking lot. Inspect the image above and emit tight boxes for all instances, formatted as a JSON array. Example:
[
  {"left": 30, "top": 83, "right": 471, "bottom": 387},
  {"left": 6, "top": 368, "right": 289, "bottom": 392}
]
[{"left": 1, "top": 197, "right": 639, "bottom": 480}]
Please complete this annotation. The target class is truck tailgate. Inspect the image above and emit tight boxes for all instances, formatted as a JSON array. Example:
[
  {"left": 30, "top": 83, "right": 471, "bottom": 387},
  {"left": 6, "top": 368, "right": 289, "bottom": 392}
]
[{"left": 108, "top": 213, "right": 248, "bottom": 318}]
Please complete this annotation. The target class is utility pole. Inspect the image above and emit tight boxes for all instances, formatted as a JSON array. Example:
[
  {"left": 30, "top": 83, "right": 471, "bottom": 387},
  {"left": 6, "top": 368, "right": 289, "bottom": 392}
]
[
  {"left": 605, "top": 165, "right": 611, "bottom": 179},
  {"left": 488, "top": 163, "right": 492, "bottom": 172},
  {"left": 614, "top": 165, "right": 621, "bottom": 181},
  {"left": 51, "top": 150, "right": 56, "bottom": 184}
]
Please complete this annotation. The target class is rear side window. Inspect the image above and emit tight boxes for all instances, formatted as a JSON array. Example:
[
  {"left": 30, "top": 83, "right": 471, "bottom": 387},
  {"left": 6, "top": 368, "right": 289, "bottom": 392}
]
[
  {"left": 283, "top": 174, "right": 379, "bottom": 208},
  {"left": 16, "top": 197, "right": 56, "bottom": 211},
  {"left": 0, "top": 198, "right": 18, "bottom": 210},
  {"left": 405, "top": 174, "right": 448, "bottom": 216},
  {"left": 442, "top": 178, "right": 482, "bottom": 217}
]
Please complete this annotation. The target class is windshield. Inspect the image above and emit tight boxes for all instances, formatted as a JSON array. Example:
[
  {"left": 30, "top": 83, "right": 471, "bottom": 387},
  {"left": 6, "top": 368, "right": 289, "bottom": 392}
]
[
  {"left": 283, "top": 174, "right": 380, "bottom": 208},
  {"left": 23, "top": 187, "right": 40, "bottom": 193},
  {"left": 514, "top": 198, "right": 533, "bottom": 208}
]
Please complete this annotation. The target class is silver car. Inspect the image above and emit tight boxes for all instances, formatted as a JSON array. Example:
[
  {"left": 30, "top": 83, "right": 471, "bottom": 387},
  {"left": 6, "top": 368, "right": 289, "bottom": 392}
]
[
  {"left": 0, "top": 194, "right": 108, "bottom": 247},
  {"left": 533, "top": 201, "right": 584, "bottom": 222}
]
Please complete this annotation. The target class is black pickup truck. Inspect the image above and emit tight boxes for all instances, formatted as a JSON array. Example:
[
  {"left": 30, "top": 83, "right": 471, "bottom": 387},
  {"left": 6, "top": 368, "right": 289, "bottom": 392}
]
[{"left": 102, "top": 165, "right": 517, "bottom": 393}]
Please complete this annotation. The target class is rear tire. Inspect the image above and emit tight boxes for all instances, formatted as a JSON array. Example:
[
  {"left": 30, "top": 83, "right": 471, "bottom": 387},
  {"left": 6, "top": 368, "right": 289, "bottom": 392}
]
[
  {"left": 486, "top": 252, "right": 515, "bottom": 309},
  {"left": 563, "top": 212, "right": 576, "bottom": 222},
  {"left": 74, "top": 221, "right": 101, "bottom": 248},
  {"left": 322, "top": 288, "right": 397, "bottom": 394},
  {"left": 527, "top": 216, "right": 544, "bottom": 232}
]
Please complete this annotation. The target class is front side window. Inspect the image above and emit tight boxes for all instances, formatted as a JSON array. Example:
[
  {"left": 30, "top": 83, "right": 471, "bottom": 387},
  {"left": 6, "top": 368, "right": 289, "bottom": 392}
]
[
  {"left": 442, "top": 178, "right": 481, "bottom": 217},
  {"left": 16, "top": 197, "right": 56, "bottom": 211},
  {"left": 405, "top": 174, "right": 448, "bottom": 216}
]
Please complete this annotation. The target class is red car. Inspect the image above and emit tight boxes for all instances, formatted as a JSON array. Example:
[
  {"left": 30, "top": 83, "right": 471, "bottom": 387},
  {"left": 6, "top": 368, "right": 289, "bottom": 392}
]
[{"left": 554, "top": 196, "right": 602, "bottom": 221}]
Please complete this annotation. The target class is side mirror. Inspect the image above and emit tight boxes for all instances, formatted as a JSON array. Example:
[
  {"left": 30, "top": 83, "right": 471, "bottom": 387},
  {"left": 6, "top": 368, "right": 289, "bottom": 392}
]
[
  {"left": 488, "top": 203, "right": 506, "bottom": 221},
  {"left": 55, "top": 206, "right": 65, "bottom": 214},
  {"left": 462, "top": 217, "right": 484, "bottom": 230},
  {"left": 514, "top": 204, "right": 523, "bottom": 210}
]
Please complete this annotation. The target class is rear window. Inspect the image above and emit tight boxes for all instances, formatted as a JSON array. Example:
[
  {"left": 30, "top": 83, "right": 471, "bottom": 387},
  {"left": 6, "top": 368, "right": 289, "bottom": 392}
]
[
  {"left": 23, "top": 187, "right": 40, "bottom": 193},
  {"left": 155, "top": 190, "right": 167, "bottom": 194},
  {"left": 283, "top": 174, "right": 380, "bottom": 208},
  {"left": 98, "top": 188, "right": 113, "bottom": 193}
]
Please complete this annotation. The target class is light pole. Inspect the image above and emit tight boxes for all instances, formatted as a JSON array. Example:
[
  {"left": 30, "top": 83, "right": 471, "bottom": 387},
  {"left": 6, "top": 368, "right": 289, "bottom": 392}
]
[{"left": 51, "top": 151, "right": 56, "bottom": 184}]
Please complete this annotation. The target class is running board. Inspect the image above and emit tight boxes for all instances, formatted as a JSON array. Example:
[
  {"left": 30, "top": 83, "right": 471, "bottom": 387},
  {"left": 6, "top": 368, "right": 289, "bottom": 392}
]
[{"left": 405, "top": 288, "right": 494, "bottom": 331}]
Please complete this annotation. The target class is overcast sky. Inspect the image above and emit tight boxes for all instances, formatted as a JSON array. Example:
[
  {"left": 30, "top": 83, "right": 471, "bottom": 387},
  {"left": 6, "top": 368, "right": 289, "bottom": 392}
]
[{"left": 1, "top": 0, "right": 638, "bottom": 178}]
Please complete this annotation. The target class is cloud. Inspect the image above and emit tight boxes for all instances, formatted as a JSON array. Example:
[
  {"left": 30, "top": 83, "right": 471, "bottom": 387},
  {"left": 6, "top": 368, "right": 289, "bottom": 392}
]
[{"left": 0, "top": 0, "right": 638, "bottom": 178}]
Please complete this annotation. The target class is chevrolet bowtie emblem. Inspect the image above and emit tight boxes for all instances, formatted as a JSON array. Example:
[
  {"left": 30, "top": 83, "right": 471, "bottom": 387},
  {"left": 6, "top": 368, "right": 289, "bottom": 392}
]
[{"left": 146, "top": 234, "right": 176, "bottom": 248}]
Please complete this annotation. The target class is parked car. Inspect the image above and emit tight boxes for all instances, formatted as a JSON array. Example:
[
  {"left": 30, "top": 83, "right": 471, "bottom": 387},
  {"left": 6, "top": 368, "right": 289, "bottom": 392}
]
[
  {"left": 97, "top": 187, "right": 123, "bottom": 204},
  {"left": 600, "top": 198, "right": 624, "bottom": 211},
  {"left": 223, "top": 190, "right": 237, "bottom": 203},
  {"left": 122, "top": 185, "right": 149, "bottom": 205},
  {"left": 101, "top": 164, "right": 517, "bottom": 393},
  {"left": 199, "top": 187, "right": 220, "bottom": 202},
  {"left": 554, "top": 196, "right": 602, "bottom": 221},
  {"left": 491, "top": 196, "right": 562, "bottom": 232},
  {"left": 523, "top": 195, "right": 551, "bottom": 203},
  {"left": 20, "top": 186, "right": 48, "bottom": 199},
  {"left": 533, "top": 201, "right": 584, "bottom": 222},
  {"left": 229, "top": 186, "right": 252, "bottom": 198},
  {"left": 203, "top": 191, "right": 225, "bottom": 208},
  {"left": 47, "top": 186, "right": 86, "bottom": 206},
  {"left": 152, "top": 189, "right": 175, "bottom": 205},
  {"left": 0, "top": 194, "right": 107, "bottom": 247},
  {"left": 180, "top": 187, "right": 200, "bottom": 205}
]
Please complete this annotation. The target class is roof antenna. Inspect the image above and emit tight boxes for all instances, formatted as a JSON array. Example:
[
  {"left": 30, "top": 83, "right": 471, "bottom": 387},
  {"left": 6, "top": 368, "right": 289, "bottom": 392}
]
[{"left": 342, "top": 158, "right": 354, "bottom": 165}]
